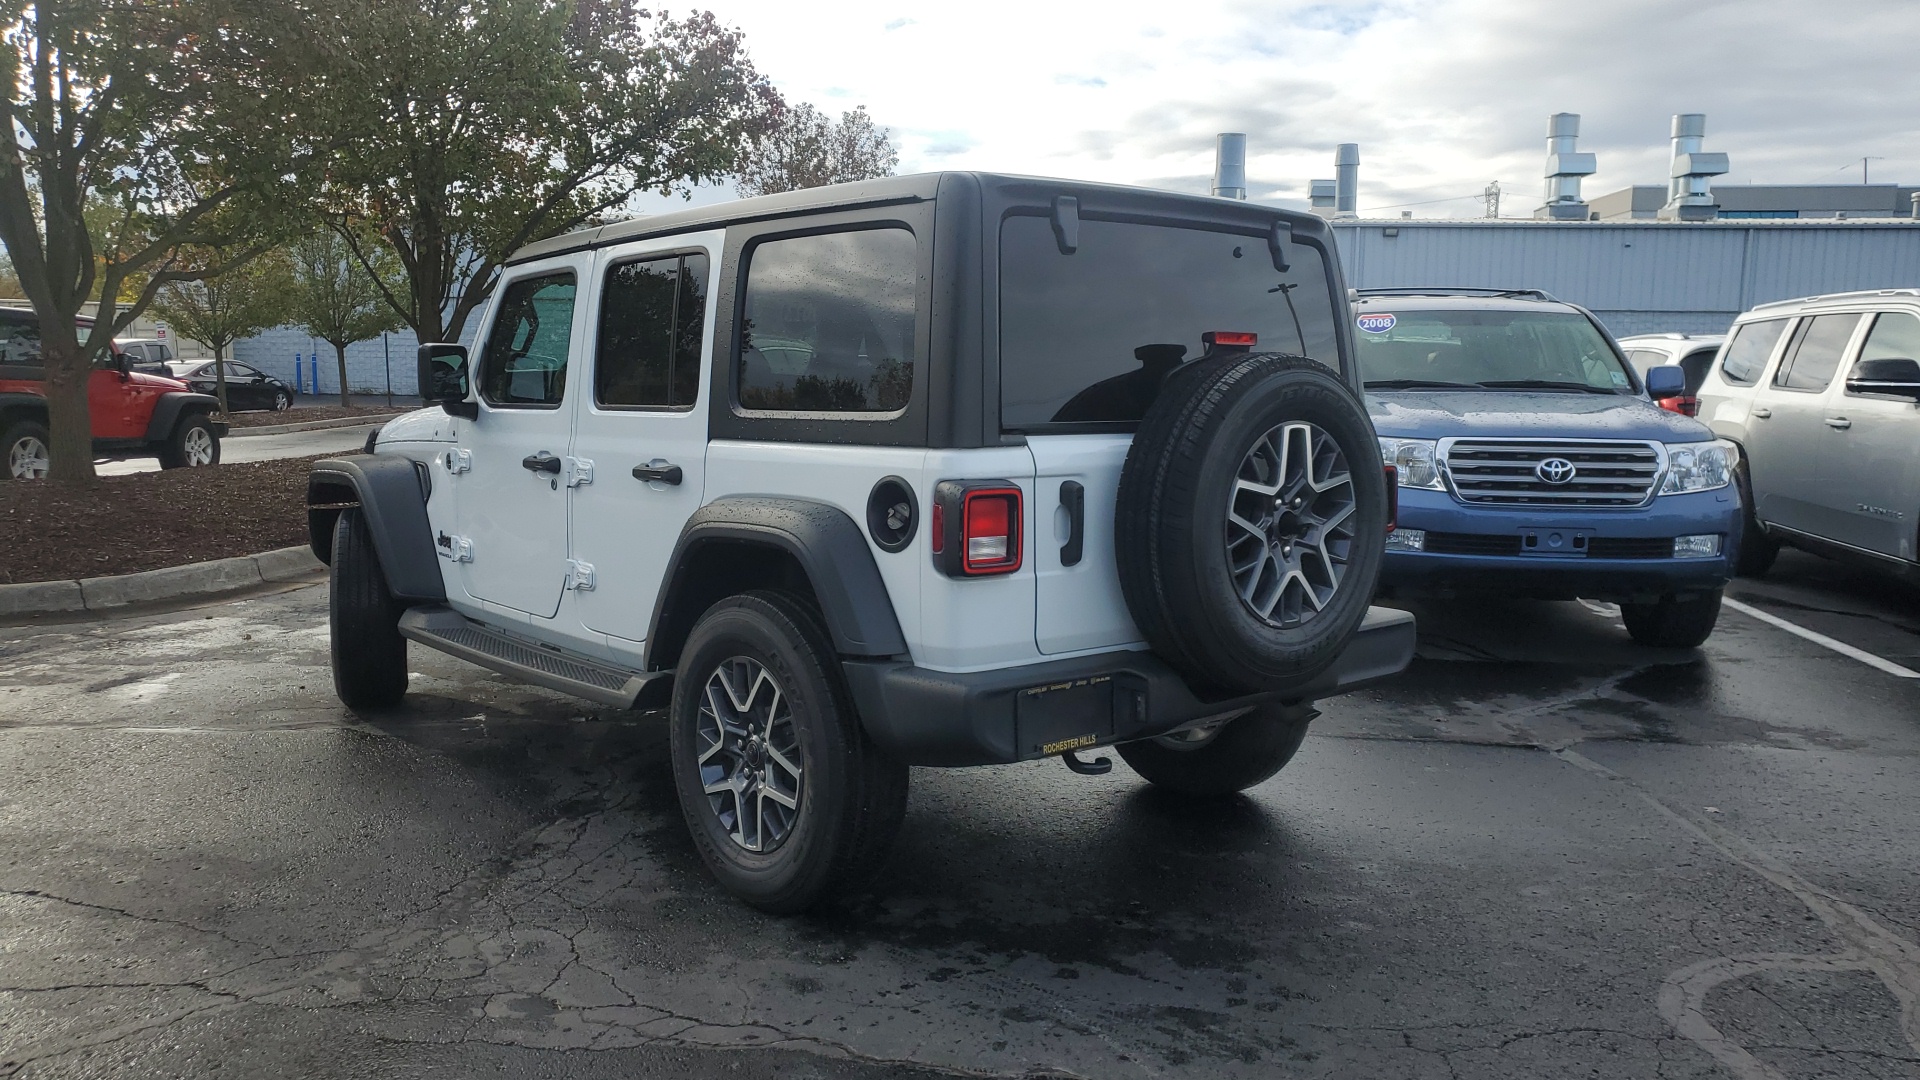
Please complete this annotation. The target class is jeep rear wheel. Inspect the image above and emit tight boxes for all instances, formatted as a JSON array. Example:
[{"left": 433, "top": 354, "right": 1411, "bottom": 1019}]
[
  {"left": 158, "top": 413, "right": 219, "bottom": 469},
  {"left": 3, "top": 419, "right": 50, "bottom": 480},
  {"left": 1115, "top": 701, "right": 1318, "bottom": 796},
  {"left": 1116, "top": 353, "right": 1387, "bottom": 695},
  {"left": 329, "top": 509, "right": 409, "bottom": 709},
  {"left": 669, "top": 591, "right": 908, "bottom": 914}
]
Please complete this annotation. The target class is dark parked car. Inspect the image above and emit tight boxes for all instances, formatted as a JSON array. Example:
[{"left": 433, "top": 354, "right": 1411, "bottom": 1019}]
[
  {"left": 169, "top": 360, "right": 293, "bottom": 412},
  {"left": 115, "top": 338, "right": 177, "bottom": 376}
]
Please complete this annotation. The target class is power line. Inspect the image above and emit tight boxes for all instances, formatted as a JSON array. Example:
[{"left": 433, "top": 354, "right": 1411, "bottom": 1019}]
[{"left": 1358, "top": 191, "right": 1496, "bottom": 213}]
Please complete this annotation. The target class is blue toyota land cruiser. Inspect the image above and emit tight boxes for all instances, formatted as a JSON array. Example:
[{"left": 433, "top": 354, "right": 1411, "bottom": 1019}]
[{"left": 1355, "top": 288, "right": 1739, "bottom": 647}]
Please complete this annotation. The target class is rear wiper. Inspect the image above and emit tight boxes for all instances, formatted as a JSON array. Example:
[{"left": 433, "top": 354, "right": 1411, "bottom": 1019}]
[
  {"left": 1363, "top": 379, "right": 1476, "bottom": 389},
  {"left": 1475, "top": 379, "right": 1619, "bottom": 395}
]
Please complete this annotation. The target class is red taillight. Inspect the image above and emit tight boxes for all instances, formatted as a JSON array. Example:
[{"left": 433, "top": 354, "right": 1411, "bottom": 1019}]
[
  {"left": 961, "top": 489, "right": 1021, "bottom": 574},
  {"left": 1203, "top": 330, "right": 1258, "bottom": 348},
  {"left": 1659, "top": 395, "right": 1701, "bottom": 417},
  {"left": 931, "top": 481, "right": 1023, "bottom": 576},
  {"left": 1383, "top": 465, "right": 1398, "bottom": 533}
]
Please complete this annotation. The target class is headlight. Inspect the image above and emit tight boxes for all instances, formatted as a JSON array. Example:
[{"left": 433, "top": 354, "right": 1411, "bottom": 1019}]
[
  {"left": 1659, "top": 440, "right": 1737, "bottom": 495},
  {"left": 1377, "top": 437, "right": 1445, "bottom": 490}
]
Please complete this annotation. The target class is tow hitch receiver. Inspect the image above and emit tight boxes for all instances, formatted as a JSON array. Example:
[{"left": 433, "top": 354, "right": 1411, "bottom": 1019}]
[{"left": 1061, "top": 750, "right": 1112, "bottom": 775}]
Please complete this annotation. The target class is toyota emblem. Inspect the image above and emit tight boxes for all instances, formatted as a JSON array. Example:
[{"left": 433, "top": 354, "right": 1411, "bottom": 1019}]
[{"left": 1535, "top": 457, "right": 1577, "bottom": 484}]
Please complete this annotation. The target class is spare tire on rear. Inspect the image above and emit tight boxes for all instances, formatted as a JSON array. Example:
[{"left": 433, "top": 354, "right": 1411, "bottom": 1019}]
[{"left": 1116, "top": 352, "right": 1387, "bottom": 695}]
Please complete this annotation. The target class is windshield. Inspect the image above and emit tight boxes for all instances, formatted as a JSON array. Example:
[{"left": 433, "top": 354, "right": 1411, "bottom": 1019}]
[{"left": 1355, "top": 308, "right": 1632, "bottom": 393}]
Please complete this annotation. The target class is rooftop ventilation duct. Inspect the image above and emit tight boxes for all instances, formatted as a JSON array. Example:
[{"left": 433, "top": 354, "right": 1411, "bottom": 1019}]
[
  {"left": 1537, "top": 113, "right": 1596, "bottom": 220},
  {"left": 1309, "top": 179, "right": 1337, "bottom": 215},
  {"left": 1212, "top": 133, "right": 1247, "bottom": 200},
  {"left": 1334, "top": 144, "right": 1359, "bottom": 218},
  {"left": 1660, "top": 113, "right": 1728, "bottom": 222}
]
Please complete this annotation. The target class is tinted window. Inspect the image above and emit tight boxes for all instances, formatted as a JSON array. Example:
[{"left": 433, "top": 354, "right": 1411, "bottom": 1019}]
[
  {"left": 1857, "top": 312, "right": 1920, "bottom": 366},
  {"left": 596, "top": 252, "right": 708, "bottom": 409},
  {"left": 1718, "top": 318, "right": 1788, "bottom": 385},
  {"left": 1774, "top": 313, "right": 1860, "bottom": 392},
  {"left": 1679, "top": 348, "right": 1718, "bottom": 393},
  {"left": 1000, "top": 217, "right": 1338, "bottom": 428},
  {"left": 480, "top": 273, "right": 577, "bottom": 407},
  {"left": 737, "top": 229, "right": 916, "bottom": 413},
  {"left": 227, "top": 362, "right": 263, "bottom": 379},
  {"left": 0, "top": 316, "right": 42, "bottom": 366},
  {"left": 1355, "top": 308, "right": 1630, "bottom": 391}
]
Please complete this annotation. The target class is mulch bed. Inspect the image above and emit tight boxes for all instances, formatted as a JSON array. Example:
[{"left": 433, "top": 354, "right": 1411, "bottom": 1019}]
[
  {"left": 219, "top": 405, "right": 408, "bottom": 429},
  {"left": 1, "top": 457, "right": 319, "bottom": 584}
]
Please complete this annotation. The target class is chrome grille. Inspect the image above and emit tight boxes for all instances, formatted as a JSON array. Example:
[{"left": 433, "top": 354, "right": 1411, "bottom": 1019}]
[{"left": 1442, "top": 439, "right": 1663, "bottom": 508}]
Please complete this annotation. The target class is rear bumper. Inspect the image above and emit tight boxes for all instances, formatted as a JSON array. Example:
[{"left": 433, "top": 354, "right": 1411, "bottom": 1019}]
[
  {"left": 1380, "top": 487, "right": 1738, "bottom": 601},
  {"left": 843, "top": 606, "right": 1416, "bottom": 767}
]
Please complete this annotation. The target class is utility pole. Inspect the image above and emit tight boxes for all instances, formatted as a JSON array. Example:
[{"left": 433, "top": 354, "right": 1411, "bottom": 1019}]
[
  {"left": 1862, "top": 156, "right": 1885, "bottom": 184},
  {"left": 1482, "top": 181, "right": 1502, "bottom": 219}
]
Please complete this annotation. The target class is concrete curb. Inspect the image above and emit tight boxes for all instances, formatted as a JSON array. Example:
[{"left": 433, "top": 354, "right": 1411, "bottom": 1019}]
[
  {"left": 0, "top": 546, "right": 325, "bottom": 619},
  {"left": 226, "top": 415, "right": 403, "bottom": 438}
]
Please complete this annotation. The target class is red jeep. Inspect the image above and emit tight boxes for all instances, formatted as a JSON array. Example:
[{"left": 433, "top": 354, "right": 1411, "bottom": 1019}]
[{"left": 0, "top": 305, "right": 225, "bottom": 480}]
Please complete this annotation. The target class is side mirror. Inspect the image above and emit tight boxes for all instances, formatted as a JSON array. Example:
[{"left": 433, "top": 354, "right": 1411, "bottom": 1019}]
[
  {"left": 1845, "top": 357, "right": 1920, "bottom": 400},
  {"left": 115, "top": 351, "right": 131, "bottom": 379},
  {"left": 1644, "top": 364, "right": 1686, "bottom": 399},
  {"left": 418, "top": 343, "right": 478, "bottom": 419}
]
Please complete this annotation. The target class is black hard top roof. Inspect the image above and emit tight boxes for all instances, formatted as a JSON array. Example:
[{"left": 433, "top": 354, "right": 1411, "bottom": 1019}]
[{"left": 507, "top": 171, "right": 1332, "bottom": 265}]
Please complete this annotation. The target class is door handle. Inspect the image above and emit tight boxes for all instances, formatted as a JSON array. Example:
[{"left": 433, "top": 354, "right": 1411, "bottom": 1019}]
[
  {"left": 1751, "top": 407, "right": 1772, "bottom": 419},
  {"left": 1059, "top": 481, "right": 1085, "bottom": 566},
  {"left": 1824, "top": 416, "right": 1852, "bottom": 430},
  {"left": 632, "top": 460, "right": 683, "bottom": 486},
  {"left": 521, "top": 453, "right": 562, "bottom": 474}
]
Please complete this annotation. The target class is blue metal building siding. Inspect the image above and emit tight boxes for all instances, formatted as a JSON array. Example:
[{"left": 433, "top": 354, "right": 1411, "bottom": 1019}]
[{"left": 1333, "top": 221, "right": 1920, "bottom": 337}]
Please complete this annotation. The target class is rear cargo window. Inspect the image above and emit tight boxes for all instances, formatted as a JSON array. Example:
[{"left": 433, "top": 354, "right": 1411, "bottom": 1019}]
[
  {"left": 737, "top": 228, "right": 916, "bottom": 414},
  {"left": 1718, "top": 318, "right": 1789, "bottom": 385},
  {"left": 998, "top": 216, "right": 1339, "bottom": 429}
]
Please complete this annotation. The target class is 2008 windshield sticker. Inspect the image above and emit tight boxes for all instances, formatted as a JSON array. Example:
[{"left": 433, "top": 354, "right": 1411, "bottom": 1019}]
[{"left": 1356, "top": 313, "right": 1397, "bottom": 334}]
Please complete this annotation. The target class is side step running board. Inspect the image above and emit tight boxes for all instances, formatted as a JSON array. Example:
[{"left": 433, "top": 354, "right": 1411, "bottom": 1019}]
[{"left": 398, "top": 605, "right": 662, "bottom": 709}]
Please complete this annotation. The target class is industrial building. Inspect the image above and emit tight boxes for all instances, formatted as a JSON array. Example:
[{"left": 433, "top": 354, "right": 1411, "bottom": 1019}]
[{"left": 1230, "top": 112, "right": 1920, "bottom": 338}]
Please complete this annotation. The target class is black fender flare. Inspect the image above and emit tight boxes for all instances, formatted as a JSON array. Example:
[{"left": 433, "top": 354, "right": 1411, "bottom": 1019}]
[
  {"left": 306, "top": 454, "right": 446, "bottom": 602},
  {"left": 647, "top": 496, "right": 908, "bottom": 670},
  {"left": 143, "top": 391, "right": 222, "bottom": 442},
  {"left": 0, "top": 392, "right": 47, "bottom": 424}
]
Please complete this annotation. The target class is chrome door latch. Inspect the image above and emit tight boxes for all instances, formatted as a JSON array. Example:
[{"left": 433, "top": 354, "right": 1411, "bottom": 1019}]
[
  {"left": 564, "top": 456, "right": 595, "bottom": 488},
  {"left": 436, "top": 532, "right": 474, "bottom": 563},
  {"left": 443, "top": 449, "right": 472, "bottom": 475},
  {"left": 565, "top": 559, "right": 596, "bottom": 591}
]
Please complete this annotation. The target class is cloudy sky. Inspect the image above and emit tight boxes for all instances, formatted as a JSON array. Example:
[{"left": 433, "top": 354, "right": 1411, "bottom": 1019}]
[{"left": 673, "top": 0, "right": 1920, "bottom": 218}]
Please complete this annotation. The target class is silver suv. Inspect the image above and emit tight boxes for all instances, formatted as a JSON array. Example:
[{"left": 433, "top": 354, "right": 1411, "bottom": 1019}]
[{"left": 1695, "top": 289, "right": 1920, "bottom": 577}]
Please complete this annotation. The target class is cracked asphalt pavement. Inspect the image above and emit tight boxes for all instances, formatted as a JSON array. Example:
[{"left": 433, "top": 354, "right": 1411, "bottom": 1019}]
[{"left": 2, "top": 548, "right": 1918, "bottom": 1078}]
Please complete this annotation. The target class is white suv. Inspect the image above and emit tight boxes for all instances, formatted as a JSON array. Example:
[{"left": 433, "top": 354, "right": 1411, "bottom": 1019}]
[
  {"left": 307, "top": 174, "right": 1415, "bottom": 911},
  {"left": 1695, "top": 289, "right": 1920, "bottom": 577}
]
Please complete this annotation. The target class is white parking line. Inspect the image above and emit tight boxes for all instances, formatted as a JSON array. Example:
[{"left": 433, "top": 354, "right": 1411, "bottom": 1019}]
[{"left": 1722, "top": 596, "right": 1920, "bottom": 679}]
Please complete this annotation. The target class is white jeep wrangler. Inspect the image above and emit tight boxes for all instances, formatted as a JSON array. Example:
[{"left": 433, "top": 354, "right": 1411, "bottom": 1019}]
[{"left": 307, "top": 173, "right": 1415, "bottom": 912}]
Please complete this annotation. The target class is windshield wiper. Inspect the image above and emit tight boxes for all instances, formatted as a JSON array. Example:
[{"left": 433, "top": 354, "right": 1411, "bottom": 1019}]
[
  {"left": 1475, "top": 379, "right": 1619, "bottom": 395},
  {"left": 1364, "top": 379, "right": 1477, "bottom": 390}
]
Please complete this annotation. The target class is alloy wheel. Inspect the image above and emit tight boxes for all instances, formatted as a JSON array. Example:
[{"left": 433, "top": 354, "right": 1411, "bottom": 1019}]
[
  {"left": 1224, "top": 421, "right": 1357, "bottom": 628},
  {"left": 183, "top": 427, "right": 215, "bottom": 466},
  {"left": 7, "top": 435, "right": 49, "bottom": 480},
  {"left": 697, "top": 656, "right": 804, "bottom": 852}
]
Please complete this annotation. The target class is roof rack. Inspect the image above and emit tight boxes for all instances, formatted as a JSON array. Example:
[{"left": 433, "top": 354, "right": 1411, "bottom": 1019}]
[
  {"left": 1749, "top": 288, "right": 1920, "bottom": 312},
  {"left": 1353, "top": 286, "right": 1561, "bottom": 302}
]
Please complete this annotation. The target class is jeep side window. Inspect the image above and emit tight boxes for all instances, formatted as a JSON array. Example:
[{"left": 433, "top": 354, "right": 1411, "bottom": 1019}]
[
  {"left": 1717, "top": 318, "right": 1788, "bottom": 386},
  {"left": 998, "top": 216, "right": 1339, "bottom": 429},
  {"left": 1772, "top": 313, "right": 1860, "bottom": 392},
  {"left": 0, "top": 316, "right": 41, "bottom": 367},
  {"left": 736, "top": 228, "right": 916, "bottom": 413},
  {"left": 479, "top": 273, "right": 577, "bottom": 407},
  {"left": 595, "top": 252, "right": 709, "bottom": 409}
]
